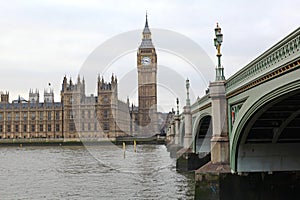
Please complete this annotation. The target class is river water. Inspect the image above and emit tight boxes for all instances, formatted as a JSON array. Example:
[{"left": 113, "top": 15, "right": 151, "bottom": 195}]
[{"left": 0, "top": 144, "right": 195, "bottom": 200}]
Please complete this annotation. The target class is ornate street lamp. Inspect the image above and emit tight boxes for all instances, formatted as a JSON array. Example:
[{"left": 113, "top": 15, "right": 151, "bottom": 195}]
[
  {"left": 214, "top": 23, "right": 225, "bottom": 81},
  {"left": 186, "top": 79, "right": 190, "bottom": 106},
  {"left": 176, "top": 98, "right": 179, "bottom": 115}
]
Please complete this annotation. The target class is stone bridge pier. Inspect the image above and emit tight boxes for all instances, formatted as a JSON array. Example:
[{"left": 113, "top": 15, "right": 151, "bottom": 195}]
[{"left": 206, "top": 80, "right": 230, "bottom": 168}]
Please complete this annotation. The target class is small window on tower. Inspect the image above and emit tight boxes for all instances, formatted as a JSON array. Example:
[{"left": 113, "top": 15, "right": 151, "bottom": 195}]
[
  {"left": 104, "top": 110, "right": 109, "bottom": 118},
  {"left": 39, "top": 112, "right": 43, "bottom": 120},
  {"left": 15, "top": 125, "right": 19, "bottom": 132},
  {"left": 39, "top": 124, "right": 43, "bottom": 132},
  {"left": 7, "top": 125, "right": 11, "bottom": 132},
  {"left": 103, "top": 122, "right": 109, "bottom": 131},
  {"left": 31, "top": 124, "right": 35, "bottom": 132},
  {"left": 7, "top": 113, "right": 11, "bottom": 121},
  {"left": 55, "top": 111, "right": 60, "bottom": 120},
  {"left": 55, "top": 124, "right": 59, "bottom": 132},
  {"left": 31, "top": 113, "right": 35, "bottom": 120}
]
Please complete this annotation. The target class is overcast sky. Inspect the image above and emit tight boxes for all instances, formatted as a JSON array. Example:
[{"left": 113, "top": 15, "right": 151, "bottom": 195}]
[{"left": 0, "top": 0, "right": 299, "bottom": 111}]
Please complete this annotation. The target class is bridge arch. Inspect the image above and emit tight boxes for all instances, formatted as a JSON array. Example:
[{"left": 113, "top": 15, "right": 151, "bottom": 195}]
[
  {"left": 231, "top": 80, "right": 300, "bottom": 172},
  {"left": 192, "top": 114, "right": 212, "bottom": 154}
]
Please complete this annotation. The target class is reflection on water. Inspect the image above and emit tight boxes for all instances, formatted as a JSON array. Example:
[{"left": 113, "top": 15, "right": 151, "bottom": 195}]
[{"left": 0, "top": 145, "right": 195, "bottom": 200}]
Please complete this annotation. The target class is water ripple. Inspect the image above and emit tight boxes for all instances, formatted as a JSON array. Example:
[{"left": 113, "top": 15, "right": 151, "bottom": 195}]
[{"left": 0, "top": 145, "right": 194, "bottom": 200}]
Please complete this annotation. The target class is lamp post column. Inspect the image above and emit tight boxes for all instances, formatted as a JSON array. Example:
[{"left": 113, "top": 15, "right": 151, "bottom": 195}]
[{"left": 210, "top": 23, "right": 229, "bottom": 164}]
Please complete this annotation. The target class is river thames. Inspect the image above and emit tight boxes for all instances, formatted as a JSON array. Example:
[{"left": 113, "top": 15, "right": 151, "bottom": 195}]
[{"left": 0, "top": 144, "right": 195, "bottom": 199}]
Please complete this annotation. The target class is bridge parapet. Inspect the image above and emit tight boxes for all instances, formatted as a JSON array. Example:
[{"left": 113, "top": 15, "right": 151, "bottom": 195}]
[
  {"left": 226, "top": 27, "right": 300, "bottom": 94},
  {"left": 191, "top": 94, "right": 211, "bottom": 113}
]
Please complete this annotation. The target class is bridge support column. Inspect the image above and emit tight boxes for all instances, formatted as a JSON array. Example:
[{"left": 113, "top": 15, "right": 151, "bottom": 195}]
[
  {"left": 166, "top": 124, "right": 171, "bottom": 141},
  {"left": 183, "top": 105, "right": 192, "bottom": 149},
  {"left": 209, "top": 80, "right": 229, "bottom": 164},
  {"left": 174, "top": 115, "right": 180, "bottom": 145},
  {"left": 170, "top": 119, "right": 175, "bottom": 142}
]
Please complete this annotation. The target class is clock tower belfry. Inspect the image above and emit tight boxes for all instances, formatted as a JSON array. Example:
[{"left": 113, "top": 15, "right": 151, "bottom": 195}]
[{"left": 137, "top": 14, "right": 158, "bottom": 135}]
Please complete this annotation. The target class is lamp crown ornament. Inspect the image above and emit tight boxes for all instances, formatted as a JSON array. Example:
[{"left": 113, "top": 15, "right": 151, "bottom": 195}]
[
  {"left": 214, "top": 22, "right": 225, "bottom": 81},
  {"left": 186, "top": 79, "right": 190, "bottom": 106},
  {"left": 176, "top": 98, "right": 179, "bottom": 115}
]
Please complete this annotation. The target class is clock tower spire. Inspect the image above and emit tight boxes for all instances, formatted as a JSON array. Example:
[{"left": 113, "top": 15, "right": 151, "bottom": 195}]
[
  {"left": 140, "top": 12, "right": 154, "bottom": 49},
  {"left": 137, "top": 13, "right": 158, "bottom": 136}
]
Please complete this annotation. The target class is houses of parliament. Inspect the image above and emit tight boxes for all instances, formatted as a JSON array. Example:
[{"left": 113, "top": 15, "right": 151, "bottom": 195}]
[{"left": 0, "top": 15, "right": 161, "bottom": 140}]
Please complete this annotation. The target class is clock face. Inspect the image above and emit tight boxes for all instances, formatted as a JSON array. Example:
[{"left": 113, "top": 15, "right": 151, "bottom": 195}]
[{"left": 141, "top": 57, "right": 151, "bottom": 65}]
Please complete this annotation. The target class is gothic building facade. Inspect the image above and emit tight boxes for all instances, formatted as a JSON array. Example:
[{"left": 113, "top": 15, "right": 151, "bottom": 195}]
[
  {"left": 0, "top": 75, "right": 135, "bottom": 139},
  {"left": 0, "top": 15, "right": 159, "bottom": 140}
]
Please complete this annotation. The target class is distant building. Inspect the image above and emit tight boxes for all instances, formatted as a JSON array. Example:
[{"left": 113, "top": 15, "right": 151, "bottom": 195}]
[{"left": 0, "top": 15, "right": 163, "bottom": 140}]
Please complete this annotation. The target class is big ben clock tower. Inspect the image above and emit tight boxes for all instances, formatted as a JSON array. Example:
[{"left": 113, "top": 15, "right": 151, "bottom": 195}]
[{"left": 137, "top": 14, "right": 158, "bottom": 135}]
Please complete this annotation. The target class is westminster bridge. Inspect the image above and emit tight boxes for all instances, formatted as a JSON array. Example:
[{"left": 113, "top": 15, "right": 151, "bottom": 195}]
[{"left": 166, "top": 26, "right": 300, "bottom": 198}]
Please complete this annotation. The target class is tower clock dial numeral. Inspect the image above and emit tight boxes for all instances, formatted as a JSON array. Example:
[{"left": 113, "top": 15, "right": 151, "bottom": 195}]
[{"left": 141, "top": 57, "right": 151, "bottom": 65}]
